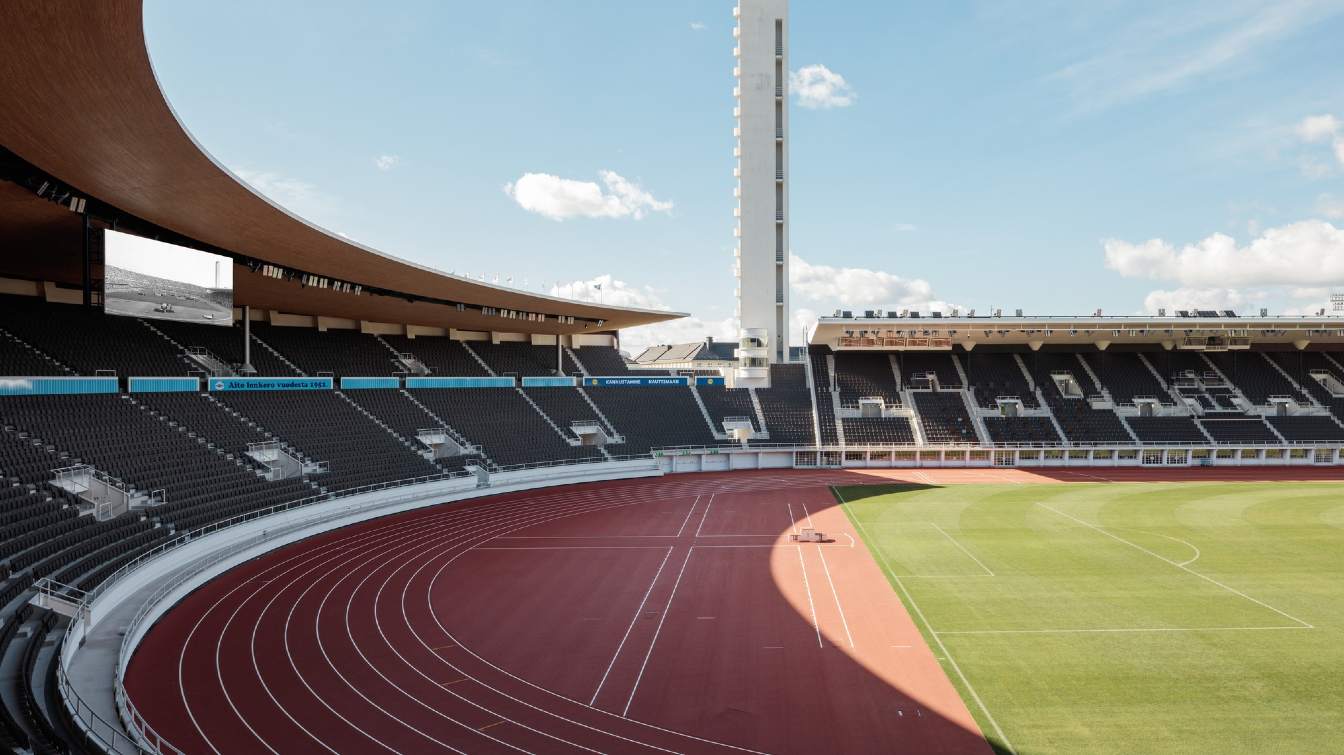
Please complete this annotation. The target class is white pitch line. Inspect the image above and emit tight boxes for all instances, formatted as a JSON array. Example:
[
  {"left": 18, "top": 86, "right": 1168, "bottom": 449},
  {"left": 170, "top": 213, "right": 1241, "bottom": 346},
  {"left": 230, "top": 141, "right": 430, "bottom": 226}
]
[
  {"left": 813, "top": 538, "right": 854, "bottom": 648},
  {"left": 675, "top": 495, "right": 700, "bottom": 538},
  {"left": 693, "top": 494, "right": 715, "bottom": 538},
  {"left": 1036, "top": 503, "right": 1313, "bottom": 629},
  {"left": 591, "top": 546, "right": 675, "bottom": 705},
  {"left": 936, "top": 625, "right": 1315, "bottom": 636},
  {"left": 833, "top": 486, "right": 1016, "bottom": 755},
  {"left": 795, "top": 545, "right": 824, "bottom": 649},
  {"left": 929, "top": 523, "right": 995, "bottom": 577},
  {"left": 622, "top": 547, "right": 695, "bottom": 717}
]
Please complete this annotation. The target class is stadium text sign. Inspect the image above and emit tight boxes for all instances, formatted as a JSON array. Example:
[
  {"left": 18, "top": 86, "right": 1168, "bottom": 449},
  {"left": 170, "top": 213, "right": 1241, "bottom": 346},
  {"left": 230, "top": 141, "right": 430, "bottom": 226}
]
[
  {"left": 583, "top": 376, "right": 691, "bottom": 386},
  {"left": 209, "top": 377, "right": 333, "bottom": 392}
]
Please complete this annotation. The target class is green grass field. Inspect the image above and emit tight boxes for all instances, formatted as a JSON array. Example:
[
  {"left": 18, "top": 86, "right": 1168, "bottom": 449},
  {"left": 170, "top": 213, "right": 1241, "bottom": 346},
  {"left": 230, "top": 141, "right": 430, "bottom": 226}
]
[{"left": 833, "top": 481, "right": 1344, "bottom": 755}]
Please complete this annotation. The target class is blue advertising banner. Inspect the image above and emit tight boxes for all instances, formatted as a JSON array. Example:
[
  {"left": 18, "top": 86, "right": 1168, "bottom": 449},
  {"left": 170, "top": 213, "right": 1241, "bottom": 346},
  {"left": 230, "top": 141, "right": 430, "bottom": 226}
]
[
  {"left": 207, "top": 377, "right": 333, "bottom": 392},
  {"left": 129, "top": 377, "right": 201, "bottom": 393},
  {"left": 521, "top": 376, "right": 577, "bottom": 387},
  {"left": 582, "top": 376, "right": 690, "bottom": 387},
  {"left": 340, "top": 377, "right": 401, "bottom": 390},
  {"left": 694, "top": 376, "right": 726, "bottom": 386},
  {"left": 405, "top": 376, "right": 516, "bottom": 389},
  {"left": 0, "top": 377, "right": 120, "bottom": 396}
]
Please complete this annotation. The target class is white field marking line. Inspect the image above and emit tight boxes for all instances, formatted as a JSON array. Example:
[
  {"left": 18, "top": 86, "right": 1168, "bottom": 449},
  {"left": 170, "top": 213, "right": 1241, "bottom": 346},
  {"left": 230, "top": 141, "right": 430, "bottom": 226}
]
[
  {"left": 832, "top": 486, "right": 1016, "bottom": 755},
  {"left": 623, "top": 547, "right": 695, "bottom": 717},
  {"left": 786, "top": 503, "right": 799, "bottom": 536},
  {"left": 935, "top": 625, "right": 1314, "bottom": 636},
  {"left": 675, "top": 495, "right": 700, "bottom": 537},
  {"left": 502, "top": 535, "right": 678, "bottom": 539},
  {"left": 1035, "top": 503, "right": 1314, "bottom": 629},
  {"left": 842, "top": 532, "right": 855, "bottom": 548},
  {"left": 1129, "top": 529, "right": 1202, "bottom": 567},
  {"left": 929, "top": 523, "right": 995, "bottom": 576},
  {"left": 693, "top": 493, "right": 715, "bottom": 538},
  {"left": 591, "top": 546, "right": 676, "bottom": 705},
  {"left": 802, "top": 503, "right": 853, "bottom": 647},
  {"left": 915, "top": 471, "right": 935, "bottom": 485},
  {"left": 411, "top": 493, "right": 771, "bottom": 754},
  {"left": 795, "top": 545, "right": 824, "bottom": 649},
  {"left": 692, "top": 543, "right": 852, "bottom": 549},
  {"left": 799, "top": 501, "right": 816, "bottom": 529}
]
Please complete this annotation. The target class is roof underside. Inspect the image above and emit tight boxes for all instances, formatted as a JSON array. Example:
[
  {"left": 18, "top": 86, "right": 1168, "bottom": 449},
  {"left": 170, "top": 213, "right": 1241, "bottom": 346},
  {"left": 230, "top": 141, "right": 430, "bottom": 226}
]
[{"left": 0, "top": 1, "right": 683, "bottom": 334}]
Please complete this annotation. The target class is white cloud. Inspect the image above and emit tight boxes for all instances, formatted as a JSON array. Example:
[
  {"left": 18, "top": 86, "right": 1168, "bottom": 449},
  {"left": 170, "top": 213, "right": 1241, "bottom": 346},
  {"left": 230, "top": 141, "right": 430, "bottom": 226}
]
[
  {"left": 1139, "top": 287, "right": 1260, "bottom": 314},
  {"left": 374, "top": 154, "right": 400, "bottom": 171},
  {"left": 791, "top": 254, "right": 940, "bottom": 307},
  {"left": 789, "top": 64, "right": 856, "bottom": 109},
  {"left": 689, "top": 21, "right": 705, "bottom": 31},
  {"left": 232, "top": 167, "right": 334, "bottom": 225},
  {"left": 504, "top": 171, "right": 673, "bottom": 221},
  {"left": 1317, "top": 194, "right": 1344, "bottom": 219},
  {"left": 1297, "top": 113, "right": 1341, "bottom": 142},
  {"left": 1103, "top": 220, "right": 1344, "bottom": 288},
  {"left": 1295, "top": 113, "right": 1344, "bottom": 170},
  {"left": 893, "top": 223, "right": 917, "bottom": 232},
  {"left": 547, "top": 274, "right": 734, "bottom": 354},
  {"left": 1047, "top": 3, "right": 1341, "bottom": 113}
]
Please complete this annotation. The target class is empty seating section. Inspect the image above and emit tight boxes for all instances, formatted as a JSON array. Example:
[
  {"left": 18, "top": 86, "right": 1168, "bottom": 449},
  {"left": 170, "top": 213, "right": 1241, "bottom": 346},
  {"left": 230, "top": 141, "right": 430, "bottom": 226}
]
[
  {"left": 983, "top": 416, "right": 1061, "bottom": 445},
  {"left": 1125, "top": 417, "right": 1207, "bottom": 444},
  {"left": 696, "top": 386, "right": 760, "bottom": 431},
  {"left": 962, "top": 352, "right": 1037, "bottom": 408},
  {"left": 0, "top": 329, "right": 70, "bottom": 376},
  {"left": 1199, "top": 419, "right": 1280, "bottom": 444},
  {"left": 911, "top": 392, "right": 977, "bottom": 444},
  {"left": 470, "top": 342, "right": 567, "bottom": 377},
  {"left": 574, "top": 346, "right": 633, "bottom": 375},
  {"left": 1266, "top": 351, "right": 1342, "bottom": 407},
  {"left": 132, "top": 392, "right": 273, "bottom": 455},
  {"left": 413, "top": 389, "right": 604, "bottom": 466},
  {"left": 841, "top": 417, "right": 915, "bottom": 444},
  {"left": 1083, "top": 351, "right": 1171, "bottom": 405},
  {"left": 584, "top": 387, "right": 717, "bottom": 454},
  {"left": 214, "top": 391, "right": 440, "bottom": 490},
  {"left": 1, "top": 297, "right": 187, "bottom": 375},
  {"left": 807, "top": 353, "right": 839, "bottom": 444},
  {"left": 1267, "top": 415, "right": 1344, "bottom": 442},
  {"left": 525, "top": 388, "right": 617, "bottom": 440},
  {"left": 756, "top": 364, "right": 815, "bottom": 445},
  {"left": 897, "top": 352, "right": 961, "bottom": 389},
  {"left": 1022, "top": 352, "right": 1134, "bottom": 444},
  {"left": 832, "top": 352, "right": 902, "bottom": 407},
  {"left": 251, "top": 326, "right": 403, "bottom": 376},
  {"left": 1205, "top": 352, "right": 1309, "bottom": 405},
  {"left": 152, "top": 320, "right": 299, "bottom": 376},
  {"left": 380, "top": 336, "right": 488, "bottom": 376}
]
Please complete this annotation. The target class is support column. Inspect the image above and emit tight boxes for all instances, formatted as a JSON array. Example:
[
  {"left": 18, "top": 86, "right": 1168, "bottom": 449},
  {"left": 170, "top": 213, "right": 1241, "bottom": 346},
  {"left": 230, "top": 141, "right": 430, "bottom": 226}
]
[
  {"left": 241, "top": 305, "right": 255, "bottom": 374},
  {"left": 81, "top": 213, "right": 93, "bottom": 308},
  {"left": 557, "top": 338, "right": 563, "bottom": 375}
]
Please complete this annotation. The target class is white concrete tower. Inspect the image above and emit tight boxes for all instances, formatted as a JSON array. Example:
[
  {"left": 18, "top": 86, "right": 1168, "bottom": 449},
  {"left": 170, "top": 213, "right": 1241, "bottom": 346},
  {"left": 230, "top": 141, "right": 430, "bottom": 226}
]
[{"left": 733, "top": 0, "right": 788, "bottom": 386}]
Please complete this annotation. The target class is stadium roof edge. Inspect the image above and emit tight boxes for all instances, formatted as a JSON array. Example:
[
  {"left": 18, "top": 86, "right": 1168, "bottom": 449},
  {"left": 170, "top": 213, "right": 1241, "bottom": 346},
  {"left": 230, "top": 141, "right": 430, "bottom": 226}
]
[{"left": 0, "top": 1, "right": 683, "bottom": 334}]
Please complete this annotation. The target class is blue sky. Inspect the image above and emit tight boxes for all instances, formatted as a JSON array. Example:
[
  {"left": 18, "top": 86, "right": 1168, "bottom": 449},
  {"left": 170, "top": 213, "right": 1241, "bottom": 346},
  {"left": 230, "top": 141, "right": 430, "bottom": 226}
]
[{"left": 144, "top": 1, "right": 1344, "bottom": 350}]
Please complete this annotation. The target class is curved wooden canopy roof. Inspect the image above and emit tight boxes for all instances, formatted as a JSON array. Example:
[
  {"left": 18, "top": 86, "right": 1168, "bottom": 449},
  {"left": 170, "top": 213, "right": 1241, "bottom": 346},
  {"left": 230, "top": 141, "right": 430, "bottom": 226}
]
[{"left": 0, "top": 1, "right": 682, "bottom": 334}]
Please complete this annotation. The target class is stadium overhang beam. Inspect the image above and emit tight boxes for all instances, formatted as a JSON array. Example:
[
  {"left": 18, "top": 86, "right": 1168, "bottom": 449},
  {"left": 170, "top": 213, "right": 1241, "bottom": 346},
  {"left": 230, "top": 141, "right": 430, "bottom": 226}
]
[
  {"left": 810, "top": 316, "right": 1344, "bottom": 351},
  {"left": 0, "top": 2, "right": 684, "bottom": 335}
]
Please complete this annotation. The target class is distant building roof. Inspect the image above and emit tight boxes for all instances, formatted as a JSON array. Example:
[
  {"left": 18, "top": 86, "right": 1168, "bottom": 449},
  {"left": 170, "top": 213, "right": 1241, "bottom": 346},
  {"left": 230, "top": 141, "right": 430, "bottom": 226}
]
[{"left": 633, "top": 337, "right": 736, "bottom": 364}]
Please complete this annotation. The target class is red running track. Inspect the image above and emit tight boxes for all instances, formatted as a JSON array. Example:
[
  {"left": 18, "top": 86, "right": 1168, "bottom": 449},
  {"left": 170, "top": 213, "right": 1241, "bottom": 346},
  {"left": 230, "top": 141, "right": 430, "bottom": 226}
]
[{"left": 124, "top": 466, "right": 1344, "bottom": 753}]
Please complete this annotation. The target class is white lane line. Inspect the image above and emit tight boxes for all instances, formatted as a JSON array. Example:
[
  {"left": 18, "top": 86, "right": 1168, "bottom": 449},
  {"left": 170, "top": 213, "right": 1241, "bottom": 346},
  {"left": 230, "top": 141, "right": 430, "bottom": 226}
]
[
  {"left": 693, "top": 494, "right": 715, "bottom": 538},
  {"left": 795, "top": 545, "right": 824, "bottom": 649},
  {"left": 813, "top": 538, "right": 854, "bottom": 649},
  {"left": 786, "top": 503, "right": 799, "bottom": 536},
  {"left": 1036, "top": 503, "right": 1313, "bottom": 629},
  {"left": 800, "top": 503, "right": 816, "bottom": 530},
  {"left": 930, "top": 523, "right": 995, "bottom": 576},
  {"left": 473, "top": 546, "right": 667, "bottom": 550},
  {"left": 675, "top": 495, "right": 700, "bottom": 537},
  {"left": 936, "top": 625, "right": 1314, "bottom": 636},
  {"left": 590, "top": 546, "right": 675, "bottom": 705},
  {"left": 843, "top": 532, "right": 855, "bottom": 548},
  {"left": 622, "top": 547, "right": 695, "bottom": 717},
  {"left": 833, "top": 486, "right": 1016, "bottom": 755}
]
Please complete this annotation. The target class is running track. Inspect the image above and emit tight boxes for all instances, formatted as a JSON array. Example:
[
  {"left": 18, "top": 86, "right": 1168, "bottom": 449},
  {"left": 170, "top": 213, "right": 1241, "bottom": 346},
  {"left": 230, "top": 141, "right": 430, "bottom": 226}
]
[{"left": 123, "top": 467, "right": 1344, "bottom": 754}]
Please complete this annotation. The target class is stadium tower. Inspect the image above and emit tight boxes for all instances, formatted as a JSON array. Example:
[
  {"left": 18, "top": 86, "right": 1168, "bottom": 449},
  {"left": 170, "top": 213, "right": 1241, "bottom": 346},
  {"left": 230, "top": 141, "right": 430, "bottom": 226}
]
[{"left": 733, "top": 0, "right": 789, "bottom": 387}]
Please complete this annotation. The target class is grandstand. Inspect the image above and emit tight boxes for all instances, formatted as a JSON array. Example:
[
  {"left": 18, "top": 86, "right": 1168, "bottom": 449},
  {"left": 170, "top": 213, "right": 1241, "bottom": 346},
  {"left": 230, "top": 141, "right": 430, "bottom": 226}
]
[{"left": 1, "top": 3, "right": 1343, "bottom": 754}]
